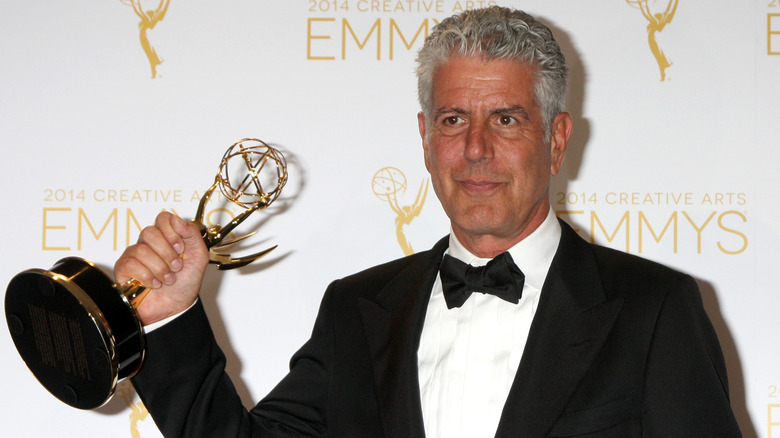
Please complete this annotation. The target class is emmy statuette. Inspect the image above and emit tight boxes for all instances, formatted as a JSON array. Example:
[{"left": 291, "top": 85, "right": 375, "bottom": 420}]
[{"left": 5, "top": 138, "right": 287, "bottom": 409}]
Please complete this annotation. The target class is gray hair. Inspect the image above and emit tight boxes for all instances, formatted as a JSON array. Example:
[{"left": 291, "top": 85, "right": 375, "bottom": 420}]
[{"left": 416, "top": 6, "right": 568, "bottom": 139}]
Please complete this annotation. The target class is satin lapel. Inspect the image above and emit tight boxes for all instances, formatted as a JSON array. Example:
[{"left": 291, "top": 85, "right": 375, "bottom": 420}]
[
  {"left": 358, "top": 237, "right": 447, "bottom": 438},
  {"left": 496, "top": 222, "right": 624, "bottom": 438}
]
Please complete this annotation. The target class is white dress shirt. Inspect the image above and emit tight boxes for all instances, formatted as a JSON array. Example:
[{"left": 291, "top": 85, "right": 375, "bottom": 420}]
[{"left": 417, "top": 209, "right": 562, "bottom": 437}]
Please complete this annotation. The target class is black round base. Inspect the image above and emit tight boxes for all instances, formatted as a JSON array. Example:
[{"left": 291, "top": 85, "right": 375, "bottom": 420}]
[{"left": 5, "top": 257, "right": 145, "bottom": 409}]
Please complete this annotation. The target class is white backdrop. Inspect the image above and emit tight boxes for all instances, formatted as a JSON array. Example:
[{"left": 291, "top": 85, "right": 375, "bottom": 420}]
[{"left": 1, "top": 1, "right": 778, "bottom": 436}]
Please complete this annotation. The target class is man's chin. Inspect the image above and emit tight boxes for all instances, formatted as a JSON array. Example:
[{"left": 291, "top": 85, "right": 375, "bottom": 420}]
[{"left": 451, "top": 214, "right": 509, "bottom": 240}]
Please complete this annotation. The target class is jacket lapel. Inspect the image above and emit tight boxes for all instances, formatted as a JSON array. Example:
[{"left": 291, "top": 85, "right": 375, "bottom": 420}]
[
  {"left": 495, "top": 221, "right": 624, "bottom": 438},
  {"left": 358, "top": 237, "right": 448, "bottom": 438}
]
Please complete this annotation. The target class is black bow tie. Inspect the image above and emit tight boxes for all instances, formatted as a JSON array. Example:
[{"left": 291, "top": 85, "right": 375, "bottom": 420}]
[{"left": 439, "top": 252, "right": 525, "bottom": 309}]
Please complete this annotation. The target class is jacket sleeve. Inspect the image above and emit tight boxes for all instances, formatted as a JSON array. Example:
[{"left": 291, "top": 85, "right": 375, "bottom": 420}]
[
  {"left": 131, "top": 289, "right": 337, "bottom": 438},
  {"left": 641, "top": 275, "right": 741, "bottom": 436}
]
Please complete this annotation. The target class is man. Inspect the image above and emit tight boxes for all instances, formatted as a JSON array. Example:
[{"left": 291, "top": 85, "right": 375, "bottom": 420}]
[{"left": 116, "top": 6, "right": 741, "bottom": 437}]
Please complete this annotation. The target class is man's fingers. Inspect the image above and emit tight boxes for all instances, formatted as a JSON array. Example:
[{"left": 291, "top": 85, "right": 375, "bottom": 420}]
[
  {"left": 115, "top": 249, "right": 165, "bottom": 289},
  {"left": 116, "top": 216, "right": 185, "bottom": 288},
  {"left": 155, "top": 211, "right": 187, "bottom": 257},
  {"left": 139, "top": 223, "right": 182, "bottom": 274},
  {"left": 167, "top": 213, "right": 205, "bottom": 255}
]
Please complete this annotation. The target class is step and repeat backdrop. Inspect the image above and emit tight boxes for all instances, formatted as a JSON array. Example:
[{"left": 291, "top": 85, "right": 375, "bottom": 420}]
[{"left": 1, "top": 0, "right": 778, "bottom": 436}]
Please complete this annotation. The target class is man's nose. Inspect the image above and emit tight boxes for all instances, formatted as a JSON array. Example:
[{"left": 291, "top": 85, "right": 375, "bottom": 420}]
[{"left": 463, "top": 122, "right": 493, "bottom": 162}]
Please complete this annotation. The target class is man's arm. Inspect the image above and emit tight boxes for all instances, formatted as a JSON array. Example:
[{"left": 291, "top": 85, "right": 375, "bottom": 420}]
[
  {"left": 130, "top": 293, "right": 333, "bottom": 437},
  {"left": 642, "top": 275, "right": 741, "bottom": 436},
  {"left": 120, "top": 211, "right": 333, "bottom": 437}
]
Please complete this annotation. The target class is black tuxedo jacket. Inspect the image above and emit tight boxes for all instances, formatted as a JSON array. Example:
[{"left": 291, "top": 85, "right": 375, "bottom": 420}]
[{"left": 132, "top": 220, "right": 741, "bottom": 437}]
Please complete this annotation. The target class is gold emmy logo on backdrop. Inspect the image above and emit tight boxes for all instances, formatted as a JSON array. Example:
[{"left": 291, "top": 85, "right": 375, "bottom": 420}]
[
  {"left": 626, "top": 0, "right": 679, "bottom": 81},
  {"left": 117, "top": 381, "right": 149, "bottom": 438},
  {"left": 372, "top": 167, "right": 428, "bottom": 256},
  {"left": 122, "top": 0, "right": 171, "bottom": 78}
]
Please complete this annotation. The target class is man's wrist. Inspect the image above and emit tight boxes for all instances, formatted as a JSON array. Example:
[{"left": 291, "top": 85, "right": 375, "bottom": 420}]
[{"left": 143, "top": 298, "right": 199, "bottom": 333}]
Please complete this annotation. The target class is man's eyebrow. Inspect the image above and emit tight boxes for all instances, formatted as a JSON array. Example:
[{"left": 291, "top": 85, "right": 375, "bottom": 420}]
[
  {"left": 491, "top": 105, "right": 530, "bottom": 121},
  {"left": 432, "top": 106, "right": 531, "bottom": 121},
  {"left": 433, "top": 107, "right": 467, "bottom": 119}
]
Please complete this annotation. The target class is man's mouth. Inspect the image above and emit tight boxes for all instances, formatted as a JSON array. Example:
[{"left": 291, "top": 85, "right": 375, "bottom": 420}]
[{"left": 458, "top": 179, "right": 502, "bottom": 193}]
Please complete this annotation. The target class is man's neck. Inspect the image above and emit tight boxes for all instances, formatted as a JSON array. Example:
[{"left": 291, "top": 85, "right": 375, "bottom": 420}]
[{"left": 452, "top": 202, "right": 552, "bottom": 258}]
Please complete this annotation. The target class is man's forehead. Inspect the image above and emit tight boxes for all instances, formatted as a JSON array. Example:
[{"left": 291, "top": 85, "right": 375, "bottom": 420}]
[{"left": 430, "top": 57, "right": 539, "bottom": 110}]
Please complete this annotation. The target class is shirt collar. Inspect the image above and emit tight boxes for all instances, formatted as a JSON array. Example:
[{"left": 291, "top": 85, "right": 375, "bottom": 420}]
[{"left": 446, "top": 208, "right": 561, "bottom": 291}]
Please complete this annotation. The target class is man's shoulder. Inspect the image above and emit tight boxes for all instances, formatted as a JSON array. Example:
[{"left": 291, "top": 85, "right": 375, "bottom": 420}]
[
  {"left": 334, "top": 237, "right": 447, "bottom": 288},
  {"left": 559, "top": 220, "right": 693, "bottom": 296},
  {"left": 586, "top": 241, "right": 697, "bottom": 305},
  {"left": 591, "top": 242, "right": 685, "bottom": 278},
  {"left": 322, "top": 237, "right": 447, "bottom": 302}
]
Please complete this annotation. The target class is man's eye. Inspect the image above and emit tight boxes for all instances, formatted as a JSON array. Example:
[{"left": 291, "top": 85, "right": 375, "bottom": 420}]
[
  {"left": 498, "top": 115, "right": 516, "bottom": 125},
  {"left": 443, "top": 116, "right": 462, "bottom": 125}
]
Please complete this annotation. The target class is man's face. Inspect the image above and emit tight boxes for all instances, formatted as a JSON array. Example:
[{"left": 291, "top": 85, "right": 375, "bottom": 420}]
[{"left": 418, "top": 56, "right": 572, "bottom": 257}]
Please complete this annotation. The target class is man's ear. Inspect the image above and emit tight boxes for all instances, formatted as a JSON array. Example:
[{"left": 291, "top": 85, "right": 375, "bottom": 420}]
[
  {"left": 549, "top": 112, "right": 573, "bottom": 176},
  {"left": 418, "top": 111, "right": 431, "bottom": 170}
]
